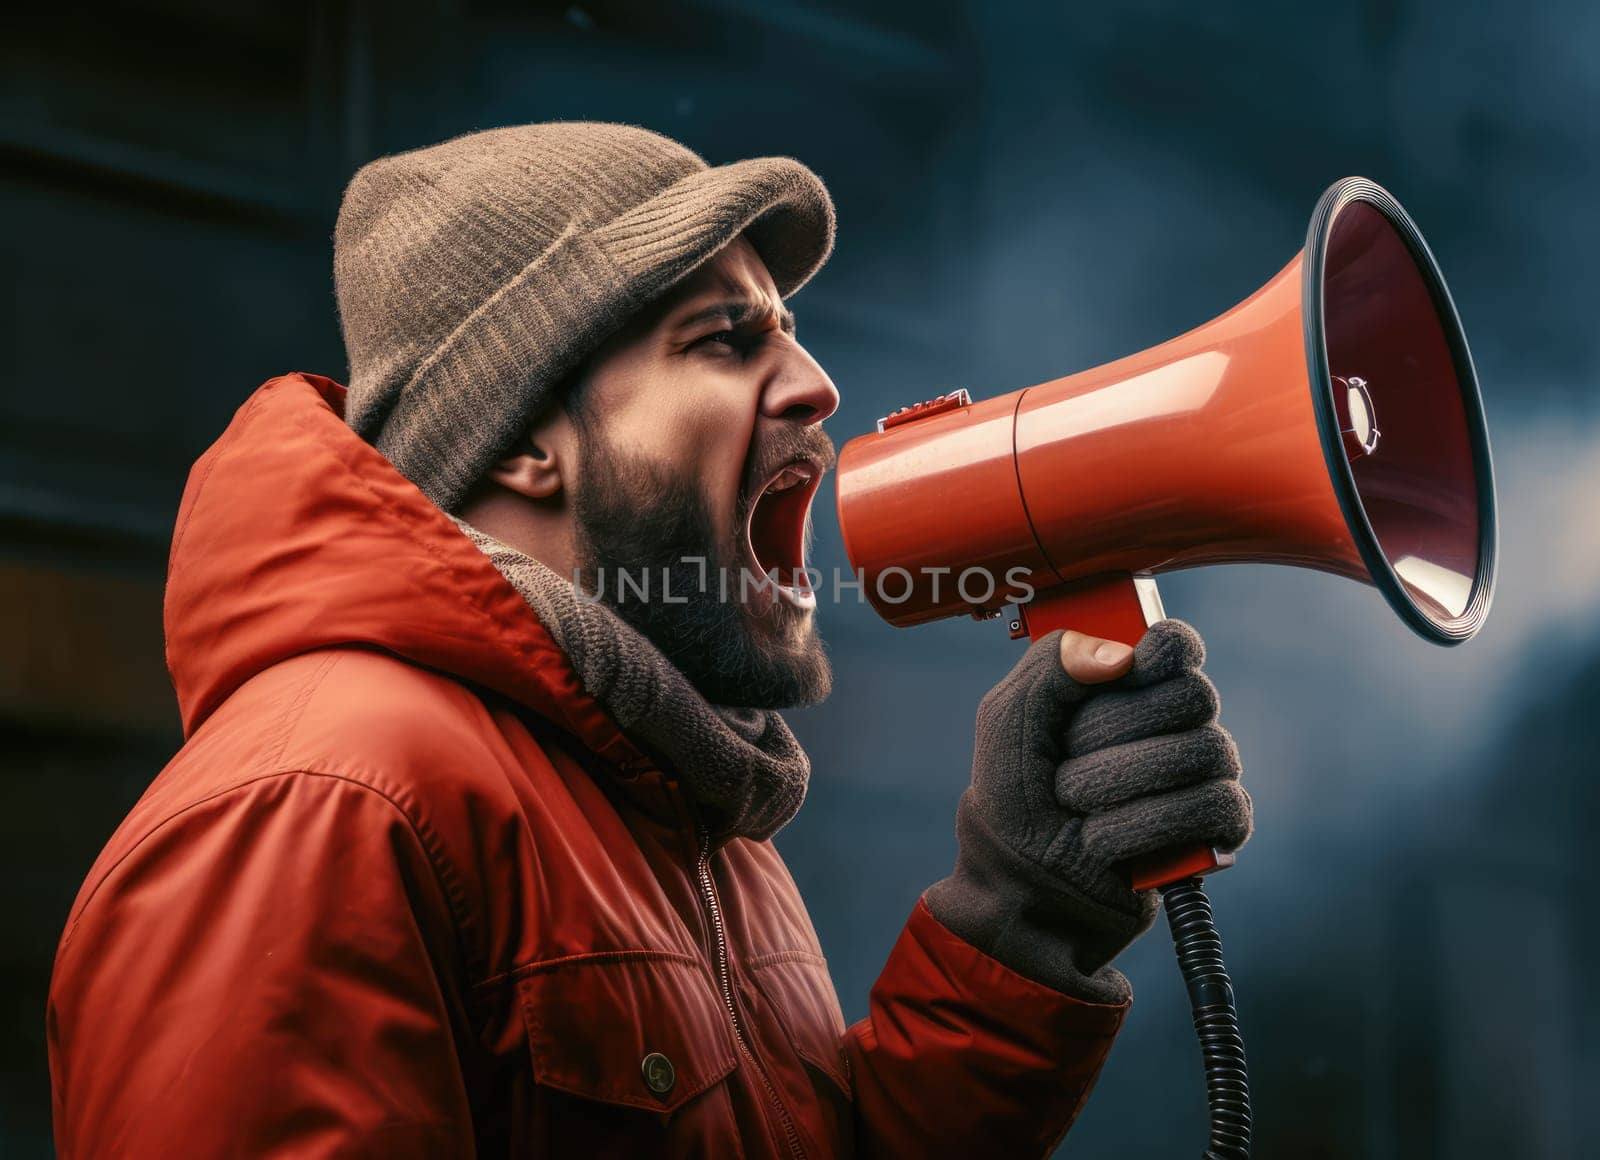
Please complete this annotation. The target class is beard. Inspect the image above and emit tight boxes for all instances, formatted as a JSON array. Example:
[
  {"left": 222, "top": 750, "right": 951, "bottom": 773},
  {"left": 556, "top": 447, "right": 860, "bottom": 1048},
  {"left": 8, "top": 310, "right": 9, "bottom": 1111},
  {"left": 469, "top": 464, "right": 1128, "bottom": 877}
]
[{"left": 569, "top": 426, "right": 833, "bottom": 711}]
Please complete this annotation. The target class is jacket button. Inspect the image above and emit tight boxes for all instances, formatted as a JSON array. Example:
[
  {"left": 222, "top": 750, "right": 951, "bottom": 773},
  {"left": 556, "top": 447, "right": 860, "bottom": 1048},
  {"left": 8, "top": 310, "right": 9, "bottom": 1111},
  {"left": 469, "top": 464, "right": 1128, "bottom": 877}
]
[{"left": 641, "top": 1051, "right": 676, "bottom": 1097}]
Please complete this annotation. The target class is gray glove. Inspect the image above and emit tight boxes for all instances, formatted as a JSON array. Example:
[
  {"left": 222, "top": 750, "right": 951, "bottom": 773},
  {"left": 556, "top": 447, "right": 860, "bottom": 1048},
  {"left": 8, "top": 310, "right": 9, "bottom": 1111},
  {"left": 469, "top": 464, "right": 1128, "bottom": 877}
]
[{"left": 925, "top": 619, "right": 1252, "bottom": 1004}]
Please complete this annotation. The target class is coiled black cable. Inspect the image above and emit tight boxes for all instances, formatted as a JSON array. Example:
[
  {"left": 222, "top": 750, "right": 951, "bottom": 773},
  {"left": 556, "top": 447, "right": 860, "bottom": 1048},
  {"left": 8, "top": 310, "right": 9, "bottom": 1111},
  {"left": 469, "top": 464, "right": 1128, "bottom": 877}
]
[{"left": 1161, "top": 877, "right": 1251, "bottom": 1159}]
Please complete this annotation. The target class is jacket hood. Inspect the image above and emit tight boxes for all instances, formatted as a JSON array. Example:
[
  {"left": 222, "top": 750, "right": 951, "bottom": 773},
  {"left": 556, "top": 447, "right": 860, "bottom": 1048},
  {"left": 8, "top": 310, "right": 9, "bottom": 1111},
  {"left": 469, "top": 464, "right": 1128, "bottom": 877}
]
[{"left": 164, "top": 372, "right": 639, "bottom": 764}]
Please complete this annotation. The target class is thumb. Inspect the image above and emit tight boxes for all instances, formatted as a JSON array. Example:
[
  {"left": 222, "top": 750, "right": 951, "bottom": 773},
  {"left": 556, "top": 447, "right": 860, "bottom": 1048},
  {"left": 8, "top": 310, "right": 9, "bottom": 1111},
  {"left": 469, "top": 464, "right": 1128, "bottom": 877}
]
[{"left": 1059, "top": 630, "right": 1136, "bottom": 685}]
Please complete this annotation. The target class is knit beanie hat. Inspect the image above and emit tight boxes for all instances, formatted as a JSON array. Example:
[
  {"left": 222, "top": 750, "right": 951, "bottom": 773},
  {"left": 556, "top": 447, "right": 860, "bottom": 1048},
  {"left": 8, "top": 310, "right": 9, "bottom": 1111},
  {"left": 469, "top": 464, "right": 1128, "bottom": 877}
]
[{"left": 334, "top": 122, "right": 835, "bottom": 512}]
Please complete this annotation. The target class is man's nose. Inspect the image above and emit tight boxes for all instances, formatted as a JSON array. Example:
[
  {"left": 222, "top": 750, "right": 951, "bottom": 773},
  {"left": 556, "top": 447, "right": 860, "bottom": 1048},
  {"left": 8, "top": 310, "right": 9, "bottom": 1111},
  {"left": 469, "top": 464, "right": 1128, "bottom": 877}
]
[{"left": 760, "top": 346, "right": 839, "bottom": 426}]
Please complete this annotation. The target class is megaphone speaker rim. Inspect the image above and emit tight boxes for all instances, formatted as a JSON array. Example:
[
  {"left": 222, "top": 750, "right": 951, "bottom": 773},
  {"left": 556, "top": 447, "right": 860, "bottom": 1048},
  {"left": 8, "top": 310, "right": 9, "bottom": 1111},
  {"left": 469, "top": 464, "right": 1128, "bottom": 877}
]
[{"left": 1302, "top": 177, "right": 1499, "bottom": 645}]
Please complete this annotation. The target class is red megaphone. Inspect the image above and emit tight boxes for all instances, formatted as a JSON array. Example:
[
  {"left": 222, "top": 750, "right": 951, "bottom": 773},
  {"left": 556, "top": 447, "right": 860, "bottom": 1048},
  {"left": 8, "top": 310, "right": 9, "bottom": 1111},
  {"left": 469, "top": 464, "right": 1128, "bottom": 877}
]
[{"left": 835, "top": 177, "right": 1498, "bottom": 890}]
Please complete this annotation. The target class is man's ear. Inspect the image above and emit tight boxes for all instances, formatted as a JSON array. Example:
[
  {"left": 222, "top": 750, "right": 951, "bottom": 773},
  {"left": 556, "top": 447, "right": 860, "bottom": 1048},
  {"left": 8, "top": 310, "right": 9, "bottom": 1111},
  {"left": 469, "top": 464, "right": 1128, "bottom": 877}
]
[{"left": 485, "top": 407, "right": 573, "bottom": 501}]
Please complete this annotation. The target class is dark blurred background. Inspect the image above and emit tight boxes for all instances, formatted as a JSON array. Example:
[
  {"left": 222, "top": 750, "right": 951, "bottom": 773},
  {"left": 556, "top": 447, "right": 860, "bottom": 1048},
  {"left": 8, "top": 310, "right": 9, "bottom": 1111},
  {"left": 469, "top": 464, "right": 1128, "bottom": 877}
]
[{"left": 4, "top": 1, "right": 1596, "bottom": 1155}]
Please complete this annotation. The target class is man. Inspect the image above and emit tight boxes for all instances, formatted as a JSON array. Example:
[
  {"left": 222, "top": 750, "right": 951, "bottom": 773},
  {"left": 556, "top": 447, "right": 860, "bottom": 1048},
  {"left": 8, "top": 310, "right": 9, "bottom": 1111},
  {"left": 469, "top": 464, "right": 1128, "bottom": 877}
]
[{"left": 47, "top": 123, "right": 1250, "bottom": 1157}]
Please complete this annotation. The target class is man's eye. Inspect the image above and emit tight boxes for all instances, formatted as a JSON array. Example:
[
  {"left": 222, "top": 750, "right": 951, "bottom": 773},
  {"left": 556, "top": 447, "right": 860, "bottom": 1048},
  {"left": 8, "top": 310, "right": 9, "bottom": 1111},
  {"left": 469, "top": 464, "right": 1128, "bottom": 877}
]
[{"left": 694, "top": 330, "right": 739, "bottom": 351}]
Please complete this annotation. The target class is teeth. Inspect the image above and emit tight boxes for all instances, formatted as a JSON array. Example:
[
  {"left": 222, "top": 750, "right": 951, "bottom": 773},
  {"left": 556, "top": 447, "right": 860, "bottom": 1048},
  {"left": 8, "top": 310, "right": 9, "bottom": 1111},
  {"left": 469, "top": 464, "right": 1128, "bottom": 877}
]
[{"left": 765, "top": 465, "right": 810, "bottom": 494}]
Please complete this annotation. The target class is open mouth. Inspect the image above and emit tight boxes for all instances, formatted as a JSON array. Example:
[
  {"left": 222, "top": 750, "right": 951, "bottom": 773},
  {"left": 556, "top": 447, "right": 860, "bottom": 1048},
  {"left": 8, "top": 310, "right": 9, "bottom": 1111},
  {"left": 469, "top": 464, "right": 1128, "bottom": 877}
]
[{"left": 744, "top": 458, "right": 823, "bottom": 608}]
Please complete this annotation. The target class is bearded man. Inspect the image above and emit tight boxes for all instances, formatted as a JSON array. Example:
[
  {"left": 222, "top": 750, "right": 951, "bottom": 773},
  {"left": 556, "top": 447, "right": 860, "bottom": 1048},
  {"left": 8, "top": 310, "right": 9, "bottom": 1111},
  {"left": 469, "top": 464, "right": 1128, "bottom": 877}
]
[{"left": 47, "top": 123, "right": 1251, "bottom": 1157}]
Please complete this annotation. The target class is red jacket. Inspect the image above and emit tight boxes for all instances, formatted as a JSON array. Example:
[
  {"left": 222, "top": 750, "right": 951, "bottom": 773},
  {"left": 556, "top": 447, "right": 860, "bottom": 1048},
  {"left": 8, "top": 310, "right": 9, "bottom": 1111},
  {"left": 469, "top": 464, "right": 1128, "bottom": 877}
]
[{"left": 47, "top": 374, "right": 1127, "bottom": 1158}]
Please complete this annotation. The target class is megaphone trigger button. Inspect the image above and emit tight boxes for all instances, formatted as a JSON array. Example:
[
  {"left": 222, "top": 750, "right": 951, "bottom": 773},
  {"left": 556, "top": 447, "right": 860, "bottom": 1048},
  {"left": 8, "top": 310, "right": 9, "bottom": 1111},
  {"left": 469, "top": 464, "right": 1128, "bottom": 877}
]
[{"left": 875, "top": 388, "right": 973, "bottom": 432}]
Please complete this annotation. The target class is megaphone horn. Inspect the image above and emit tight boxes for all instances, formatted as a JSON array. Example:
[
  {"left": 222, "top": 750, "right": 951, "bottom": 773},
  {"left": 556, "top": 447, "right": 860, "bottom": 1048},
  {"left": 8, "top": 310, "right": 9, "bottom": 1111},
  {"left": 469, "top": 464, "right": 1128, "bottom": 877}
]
[{"left": 839, "top": 176, "right": 1495, "bottom": 649}]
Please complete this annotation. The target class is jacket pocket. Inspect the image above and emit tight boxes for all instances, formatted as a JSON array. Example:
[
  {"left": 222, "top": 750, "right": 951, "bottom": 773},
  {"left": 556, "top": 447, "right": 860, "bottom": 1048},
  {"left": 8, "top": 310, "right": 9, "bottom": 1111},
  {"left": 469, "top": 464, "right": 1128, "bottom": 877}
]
[
  {"left": 745, "top": 951, "right": 850, "bottom": 1097},
  {"left": 745, "top": 949, "right": 854, "bottom": 1157},
  {"left": 516, "top": 951, "right": 743, "bottom": 1151}
]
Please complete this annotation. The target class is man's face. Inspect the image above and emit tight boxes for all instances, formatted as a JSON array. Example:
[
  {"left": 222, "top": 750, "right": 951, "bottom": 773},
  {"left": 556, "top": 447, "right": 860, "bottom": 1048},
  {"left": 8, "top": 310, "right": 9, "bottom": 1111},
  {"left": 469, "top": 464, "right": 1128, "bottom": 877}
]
[{"left": 566, "top": 237, "right": 839, "bottom": 709}]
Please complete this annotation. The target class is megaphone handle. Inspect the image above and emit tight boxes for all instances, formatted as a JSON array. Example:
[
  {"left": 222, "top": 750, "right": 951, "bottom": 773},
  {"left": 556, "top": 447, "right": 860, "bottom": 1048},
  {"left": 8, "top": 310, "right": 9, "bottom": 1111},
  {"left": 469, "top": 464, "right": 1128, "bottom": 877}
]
[
  {"left": 1014, "top": 572, "right": 1236, "bottom": 892},
  {"left": 1019, "top": 573, "right": 1254, "bottom": 1159}
]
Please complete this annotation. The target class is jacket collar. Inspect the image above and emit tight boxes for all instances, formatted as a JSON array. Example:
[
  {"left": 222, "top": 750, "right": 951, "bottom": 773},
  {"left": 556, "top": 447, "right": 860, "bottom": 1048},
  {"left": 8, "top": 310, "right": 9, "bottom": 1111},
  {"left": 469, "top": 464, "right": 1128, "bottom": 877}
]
[{"left": 164, "top": 373, "right": 646, "bottom": 771}]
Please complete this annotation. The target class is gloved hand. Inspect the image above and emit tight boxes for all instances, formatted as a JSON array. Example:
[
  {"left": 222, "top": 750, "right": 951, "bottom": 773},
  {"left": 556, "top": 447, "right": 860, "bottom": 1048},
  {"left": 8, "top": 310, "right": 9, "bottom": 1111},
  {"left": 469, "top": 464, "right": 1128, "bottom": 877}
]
[{"left": 924, "top": 620, "right": 1252, "bottom": 1004}]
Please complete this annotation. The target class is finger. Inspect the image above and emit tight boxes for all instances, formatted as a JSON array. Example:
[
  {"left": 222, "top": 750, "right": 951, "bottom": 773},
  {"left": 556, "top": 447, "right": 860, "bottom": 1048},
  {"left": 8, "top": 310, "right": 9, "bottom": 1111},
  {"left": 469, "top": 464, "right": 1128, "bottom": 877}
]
[
  {"left": 1056, "top": 724, "right": 1239, "bottom": 812},
  {"left": 976, "top": 630, "right": 1088, "bottom": 764},
  {"left": 1080, "top": 779, "right": 1253, "bottom": 869},
  {"left": 1066, "top": 671, "right": 1220, "bottom": 755},
  {"left": 1120, "top": 618, "right": 1206, "bottom": 689},
  {"left": 1059, "top": 630, "right": 1135, "bottom": 685}
]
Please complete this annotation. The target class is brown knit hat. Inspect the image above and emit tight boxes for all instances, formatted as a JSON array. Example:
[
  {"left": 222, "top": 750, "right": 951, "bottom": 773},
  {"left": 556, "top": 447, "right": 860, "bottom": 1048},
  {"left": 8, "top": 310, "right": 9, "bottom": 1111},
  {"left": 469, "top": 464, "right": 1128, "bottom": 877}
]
[{"left": 335, "top": 122, "right": 835, "bottom": 511}]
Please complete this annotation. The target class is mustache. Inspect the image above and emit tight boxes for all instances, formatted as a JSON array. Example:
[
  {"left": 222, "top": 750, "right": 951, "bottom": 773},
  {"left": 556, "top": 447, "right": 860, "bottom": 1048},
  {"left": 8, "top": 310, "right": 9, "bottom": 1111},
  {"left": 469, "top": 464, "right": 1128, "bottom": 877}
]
[{"left": 741, "top": 424, "right": 837, "bottom": 504}]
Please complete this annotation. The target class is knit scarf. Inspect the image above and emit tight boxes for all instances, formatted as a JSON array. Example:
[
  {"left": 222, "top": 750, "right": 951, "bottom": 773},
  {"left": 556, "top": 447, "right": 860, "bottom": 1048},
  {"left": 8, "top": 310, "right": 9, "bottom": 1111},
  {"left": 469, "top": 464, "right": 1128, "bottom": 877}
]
[{"left": 453, "top": 519, "right": 810, "bottom": 842}]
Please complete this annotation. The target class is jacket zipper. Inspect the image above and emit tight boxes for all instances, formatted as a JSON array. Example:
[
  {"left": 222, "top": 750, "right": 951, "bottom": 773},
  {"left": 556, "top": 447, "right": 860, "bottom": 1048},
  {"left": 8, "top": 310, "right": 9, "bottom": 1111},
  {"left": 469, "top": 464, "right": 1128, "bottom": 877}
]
[{"left": 696, "top": 825, "right": 807, "bottom": 1160}]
